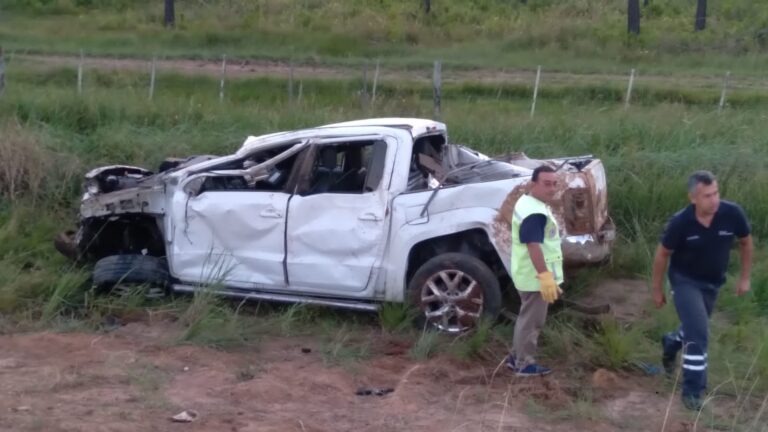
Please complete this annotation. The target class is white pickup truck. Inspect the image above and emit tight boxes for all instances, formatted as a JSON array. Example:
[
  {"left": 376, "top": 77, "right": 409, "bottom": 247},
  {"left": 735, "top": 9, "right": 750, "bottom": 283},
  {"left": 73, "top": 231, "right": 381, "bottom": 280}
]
[{"left": 55, "top": 118, "right": 615, "bottom": 332}]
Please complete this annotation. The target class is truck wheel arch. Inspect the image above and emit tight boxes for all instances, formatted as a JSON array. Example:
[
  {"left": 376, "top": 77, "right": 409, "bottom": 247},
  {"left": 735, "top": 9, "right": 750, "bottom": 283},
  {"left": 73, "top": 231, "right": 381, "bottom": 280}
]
[
  {"left": 79, "top": 215, "right": 166, "bottom": 261},
  {"left": 405, "top": 228, "right": 511, "bottom": 291}
]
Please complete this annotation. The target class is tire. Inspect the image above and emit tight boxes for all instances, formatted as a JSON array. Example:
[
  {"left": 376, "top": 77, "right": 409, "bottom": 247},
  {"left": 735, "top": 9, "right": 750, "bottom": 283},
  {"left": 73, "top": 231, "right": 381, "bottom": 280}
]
[
  {"left": 407, "top": 252, "right": 502, "bottom": 333},
  {"left": 93, "top": 255, "right": 170, "bottom": 298}
]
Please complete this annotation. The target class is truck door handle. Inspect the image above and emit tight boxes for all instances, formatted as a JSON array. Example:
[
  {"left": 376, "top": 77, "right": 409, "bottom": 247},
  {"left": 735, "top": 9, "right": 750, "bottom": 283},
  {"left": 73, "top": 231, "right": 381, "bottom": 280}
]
[
  {"left": 260, "top": 207, "right": 283, "bottom": 218},
  {"left": 358, "top": 212, "right": 382, "bottom": 222}
]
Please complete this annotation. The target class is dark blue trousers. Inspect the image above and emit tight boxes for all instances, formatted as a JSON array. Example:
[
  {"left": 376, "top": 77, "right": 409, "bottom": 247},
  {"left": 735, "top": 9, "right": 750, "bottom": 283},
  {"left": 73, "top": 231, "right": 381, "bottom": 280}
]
[{"left": 661, "top": 271, "right": 720, "bottom": 398}]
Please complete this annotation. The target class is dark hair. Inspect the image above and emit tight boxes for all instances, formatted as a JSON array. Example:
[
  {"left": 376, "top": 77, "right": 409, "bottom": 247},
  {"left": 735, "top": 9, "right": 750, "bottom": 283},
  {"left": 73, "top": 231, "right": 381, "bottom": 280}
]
[
  {"left": 687, "top": 170, "right": 716, "bottom": 194},
  {"left": 532, "top": 165, "right": 556, "bottom": 182}
]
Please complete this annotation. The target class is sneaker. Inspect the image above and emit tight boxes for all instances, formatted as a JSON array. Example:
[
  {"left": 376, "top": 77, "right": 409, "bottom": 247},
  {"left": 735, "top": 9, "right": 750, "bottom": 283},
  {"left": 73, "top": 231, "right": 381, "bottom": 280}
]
[
  {"left": 682, "top": 395, "right": 703, "bottom": 411},
  {"left": 505, "top": 355, "right": 517, "bottom": 372},
  {"left": 515, "top": 364, "right": 552, "bottom": 377}
]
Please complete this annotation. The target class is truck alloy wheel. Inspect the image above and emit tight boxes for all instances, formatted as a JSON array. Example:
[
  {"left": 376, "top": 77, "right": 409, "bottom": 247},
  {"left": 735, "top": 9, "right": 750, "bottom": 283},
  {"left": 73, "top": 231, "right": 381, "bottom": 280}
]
[{"left": 409, "top": 253, "right": 502, "bottom": 333}]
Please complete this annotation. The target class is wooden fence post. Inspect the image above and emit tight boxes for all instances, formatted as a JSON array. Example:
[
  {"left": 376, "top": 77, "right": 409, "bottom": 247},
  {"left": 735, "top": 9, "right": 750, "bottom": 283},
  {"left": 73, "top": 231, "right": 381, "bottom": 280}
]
[
  {"left": 496, "top": 69, "right": 505, "bottom": 100},
  {"left": 77, "top": 49, "right": 84, "bottom": 95},
  {"left": 433, "top": 60, "right": 442, "bottom": 119},
  {"left": 297, "top": 80, "right": 303, "bottom": 104},
  {"left": 0, "top": 46, "right": 5, "bottom": 97},
  {"left": 625, "top": 68, "right": 636, "bottom": 110},
  {"left": 530, "top": 65, "right": 541, "bottom": 119},
  {"left": 718, "top": 71, "right": 730, "bottom": 113},
  {"left": 361, "top": 62, "right": 369, "bottom": 109},
  {"left": 288, "top": 60, "right": 295, "bottom": 103},
  {"left": 371, "top": 59, "right": 380, "bottom": 110},
  {"left": 149, "top": 56, "right": 157, "bottom": 100},
  {"left": 219, "top": 54, "right": 227, "bottom": 103}
]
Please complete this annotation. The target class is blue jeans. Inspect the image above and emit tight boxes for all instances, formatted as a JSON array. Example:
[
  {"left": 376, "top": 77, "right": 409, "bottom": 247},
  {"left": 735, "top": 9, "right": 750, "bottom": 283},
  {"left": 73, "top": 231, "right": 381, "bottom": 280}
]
[{"left": 662, "top": 271, "right": 720, "bottom": 399}]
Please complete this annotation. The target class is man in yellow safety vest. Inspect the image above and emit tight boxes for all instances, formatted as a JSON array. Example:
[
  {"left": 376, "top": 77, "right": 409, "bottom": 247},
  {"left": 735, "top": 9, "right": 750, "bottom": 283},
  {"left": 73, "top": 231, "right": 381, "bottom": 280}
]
[{"left": 506, "top": 165, "right": 563, "bottom": 377}]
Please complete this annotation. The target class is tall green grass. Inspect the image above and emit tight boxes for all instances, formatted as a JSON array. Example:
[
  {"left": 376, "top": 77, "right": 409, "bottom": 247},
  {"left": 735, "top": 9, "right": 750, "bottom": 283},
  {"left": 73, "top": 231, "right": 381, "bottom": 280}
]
[
  {"left": 3, "top": 64, "right": 768, "bottom": 285},
  {"left": 3, "top": 0, "right": 768, "bottom": 76}
]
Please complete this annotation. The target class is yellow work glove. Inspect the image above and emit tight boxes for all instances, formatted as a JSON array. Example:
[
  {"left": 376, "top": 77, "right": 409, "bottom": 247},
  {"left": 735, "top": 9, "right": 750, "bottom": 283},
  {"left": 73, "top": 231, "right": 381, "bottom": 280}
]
[{"left": 537, "top": 271, "right": 560, "bottom": 304}]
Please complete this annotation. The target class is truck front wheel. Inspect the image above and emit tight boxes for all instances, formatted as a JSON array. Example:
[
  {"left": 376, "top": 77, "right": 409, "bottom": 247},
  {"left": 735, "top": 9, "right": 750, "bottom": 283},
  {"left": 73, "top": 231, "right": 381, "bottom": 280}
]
[
  {"left": 93, "top": 254, "right": 170, "bottom": 299},
  {"left": 408, "top": 253, "right": 502, "bottom": 333}
]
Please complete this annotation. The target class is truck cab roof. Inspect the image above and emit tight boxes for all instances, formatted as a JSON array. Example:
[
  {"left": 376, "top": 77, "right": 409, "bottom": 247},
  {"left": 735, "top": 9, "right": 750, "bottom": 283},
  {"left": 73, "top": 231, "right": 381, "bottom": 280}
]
[{"left": 237, "top": 118, "right": 446, "bottom": 155}]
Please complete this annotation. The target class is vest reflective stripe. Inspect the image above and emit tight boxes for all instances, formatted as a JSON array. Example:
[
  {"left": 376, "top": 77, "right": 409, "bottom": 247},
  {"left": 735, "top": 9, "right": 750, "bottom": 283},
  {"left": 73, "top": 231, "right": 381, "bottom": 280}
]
[{"left": 510, "top": 194, "right": 564, "bottom": 291}]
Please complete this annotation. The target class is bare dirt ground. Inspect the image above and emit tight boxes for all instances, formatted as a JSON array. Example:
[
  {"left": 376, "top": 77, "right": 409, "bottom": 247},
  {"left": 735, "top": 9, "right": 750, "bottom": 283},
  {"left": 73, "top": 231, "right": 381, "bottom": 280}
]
[
  {"left": 577, "top": 278, "right": 651, "bottom": 322},
  {"left": 11, "top": 53, "right": 768, "bottom": 91},
  {"left": 1, "top": 311, "right": 707, "bottom": 432}
]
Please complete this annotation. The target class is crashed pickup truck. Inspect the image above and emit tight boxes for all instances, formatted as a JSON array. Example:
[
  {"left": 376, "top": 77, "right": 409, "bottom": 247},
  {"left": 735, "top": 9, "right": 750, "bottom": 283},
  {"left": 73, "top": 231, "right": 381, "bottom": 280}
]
[{"left": 55, "top": 118, "right": 615, "bottom": 332}]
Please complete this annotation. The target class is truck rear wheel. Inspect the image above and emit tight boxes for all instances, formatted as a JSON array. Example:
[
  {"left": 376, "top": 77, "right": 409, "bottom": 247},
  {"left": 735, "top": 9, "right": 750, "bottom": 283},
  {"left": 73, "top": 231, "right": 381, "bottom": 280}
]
[{"left": 408, "top": 253, "right": 502, "bottom": 333}]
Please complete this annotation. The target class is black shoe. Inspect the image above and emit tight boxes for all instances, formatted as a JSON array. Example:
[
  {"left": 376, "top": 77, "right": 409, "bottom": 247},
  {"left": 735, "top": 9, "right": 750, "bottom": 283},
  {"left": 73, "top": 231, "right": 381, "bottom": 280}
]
[{"left": 682, "top": 395, "right": 703, "bottom": 411}]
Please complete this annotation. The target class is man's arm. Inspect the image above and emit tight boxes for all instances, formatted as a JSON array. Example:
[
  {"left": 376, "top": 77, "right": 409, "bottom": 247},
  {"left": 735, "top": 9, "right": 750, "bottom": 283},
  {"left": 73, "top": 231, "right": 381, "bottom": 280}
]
[
  {"left": 526, "top": 243, "right": 548, "bottom": 274},
  {"left": 653, "top": 214, "right": 682, "bottom": 308},
  {"left": 737, "top": 235, "right": 753, "bottom": 296},
  {"left": 651, "top": 244, "right": 673, "bottom": 308},
  {"left": 519, "top": 214, "right": 548, "bottom": 273}
]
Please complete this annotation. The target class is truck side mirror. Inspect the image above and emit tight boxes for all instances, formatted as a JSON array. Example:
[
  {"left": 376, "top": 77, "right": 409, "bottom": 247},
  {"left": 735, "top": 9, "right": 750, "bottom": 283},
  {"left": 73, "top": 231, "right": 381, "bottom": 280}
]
[{"left": 183, "top": 176, "right": 207, "bottom": 197}]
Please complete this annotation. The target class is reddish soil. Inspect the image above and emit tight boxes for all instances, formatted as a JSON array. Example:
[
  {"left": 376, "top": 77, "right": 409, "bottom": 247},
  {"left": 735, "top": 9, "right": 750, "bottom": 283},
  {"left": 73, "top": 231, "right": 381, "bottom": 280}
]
[{"left": 0, "top": 318, "right": 712, "bottom": 432}]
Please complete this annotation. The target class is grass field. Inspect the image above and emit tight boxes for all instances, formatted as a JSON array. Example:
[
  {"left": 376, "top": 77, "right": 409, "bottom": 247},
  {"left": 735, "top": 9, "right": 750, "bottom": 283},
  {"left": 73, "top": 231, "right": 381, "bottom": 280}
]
[
  {"left": 1, "top": 1, "right": 768, "bottom": 427},
  {"left": 3, "top": 0, "right": 768, "bottom": 76},
  {"left": 1, "top": 61, "right": 767, "bottom": 394}
]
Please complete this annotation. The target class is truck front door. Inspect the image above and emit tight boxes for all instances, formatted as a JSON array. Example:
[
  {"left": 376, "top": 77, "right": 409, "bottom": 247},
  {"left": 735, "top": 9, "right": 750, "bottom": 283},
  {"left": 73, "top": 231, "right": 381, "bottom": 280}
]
[{"left": 285, "top": 135, "right": 397, "bottom": 294}]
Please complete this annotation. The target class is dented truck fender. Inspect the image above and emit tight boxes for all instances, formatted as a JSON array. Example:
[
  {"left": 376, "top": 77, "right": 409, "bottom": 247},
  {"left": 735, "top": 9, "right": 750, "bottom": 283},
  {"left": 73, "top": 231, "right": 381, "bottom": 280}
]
[{"left": 383, "top": 205, "right": 505, "bottom": 303}]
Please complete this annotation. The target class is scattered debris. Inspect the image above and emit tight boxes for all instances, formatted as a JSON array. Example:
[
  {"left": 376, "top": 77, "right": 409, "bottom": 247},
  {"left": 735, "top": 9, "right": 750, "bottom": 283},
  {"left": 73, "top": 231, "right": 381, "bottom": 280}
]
[
  {"left": 10, "top": 406, "right": 31, "bottom": 412},
  {"left": 170, "top": 410, "right": 198, "bottom": 423},
  {"left": 236, "top": 367, "right": 256, "bottom": 382},
  {"left": 1, "top": 326, "right": 695, "bottom": 431},
  {"left": 631, "top": 361, "right": 661, "bottom": 376},
  {"left": 183, "top": 366, "right": 190, "bottom": 372},
  {"left": 355, "top": 387, "right": 394, "bottom": 396},
  {"left": 100, "top": 315, "right": 123, "bottom": 332}
]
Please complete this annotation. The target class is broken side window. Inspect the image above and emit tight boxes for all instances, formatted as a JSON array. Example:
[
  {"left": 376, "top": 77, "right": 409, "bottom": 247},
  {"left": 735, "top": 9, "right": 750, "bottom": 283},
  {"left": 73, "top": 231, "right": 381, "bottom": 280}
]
[
  {"left": 304, "top": 140, "right": 387, "bottom": 195},
  {"left": 407, "top": 134, "right": 446, "bottom": 192},
  {"left": 199, "top": 144, "right": 302, "bottom": 194}
]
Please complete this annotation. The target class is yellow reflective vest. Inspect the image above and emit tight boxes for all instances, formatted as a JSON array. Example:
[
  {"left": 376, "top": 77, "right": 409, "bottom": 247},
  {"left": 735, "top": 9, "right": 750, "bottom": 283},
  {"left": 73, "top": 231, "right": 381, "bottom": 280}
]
[{"left": 511, "top": 194, "right": 564, "bottom": 291}]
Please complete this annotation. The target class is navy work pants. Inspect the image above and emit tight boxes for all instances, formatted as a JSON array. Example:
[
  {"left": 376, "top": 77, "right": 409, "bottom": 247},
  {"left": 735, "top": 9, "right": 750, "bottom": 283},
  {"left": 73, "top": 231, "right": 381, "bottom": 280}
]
[{"left": 661, "top": 271, "right": 720, "bottom": 398}]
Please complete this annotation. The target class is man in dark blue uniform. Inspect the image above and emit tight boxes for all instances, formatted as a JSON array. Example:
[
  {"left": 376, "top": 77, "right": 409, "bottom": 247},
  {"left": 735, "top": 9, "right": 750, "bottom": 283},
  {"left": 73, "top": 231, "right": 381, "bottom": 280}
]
[{"left": 651, "top": 170, "right": 753, "bottom": 411}]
